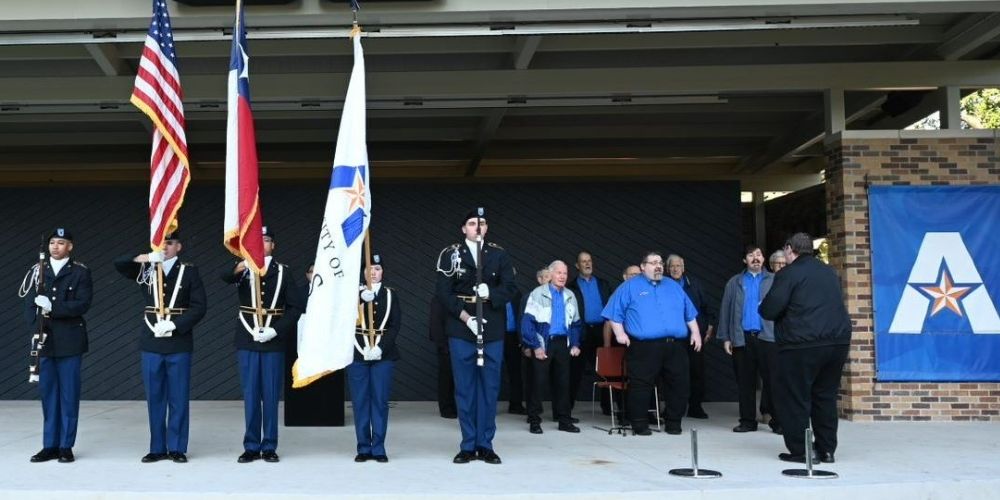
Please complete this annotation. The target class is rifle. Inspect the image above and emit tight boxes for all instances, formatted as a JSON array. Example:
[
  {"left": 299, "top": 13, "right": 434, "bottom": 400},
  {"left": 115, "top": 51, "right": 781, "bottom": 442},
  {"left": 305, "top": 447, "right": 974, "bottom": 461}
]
[
  {"left": 28, "top": 238, "right": 49, "bottom": 383},
  {"left": 474, "top": 208, "right": 485, "bottom": 367}
]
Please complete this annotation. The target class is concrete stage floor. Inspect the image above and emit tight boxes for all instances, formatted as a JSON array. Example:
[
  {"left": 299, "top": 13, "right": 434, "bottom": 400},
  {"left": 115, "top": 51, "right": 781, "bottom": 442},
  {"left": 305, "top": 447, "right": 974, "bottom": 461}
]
[{"left": 0, "top": 400, "right": 998, "bottom": 499}]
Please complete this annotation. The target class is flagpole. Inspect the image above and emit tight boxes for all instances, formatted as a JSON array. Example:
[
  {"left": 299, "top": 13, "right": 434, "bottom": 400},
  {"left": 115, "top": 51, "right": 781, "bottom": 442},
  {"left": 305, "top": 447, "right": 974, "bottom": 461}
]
[
  {"left": 156, "top": 262, "right": 166, "bottom": 318},
  {"left": 363, "top": 230, "right": 376, "bottom": 349}
]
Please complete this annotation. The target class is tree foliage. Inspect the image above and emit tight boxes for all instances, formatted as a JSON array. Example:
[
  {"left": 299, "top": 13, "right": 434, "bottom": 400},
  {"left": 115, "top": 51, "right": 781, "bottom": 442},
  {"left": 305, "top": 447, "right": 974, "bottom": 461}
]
[{"left": 961, "top": 88, "right": 1000, "bottom": 129}]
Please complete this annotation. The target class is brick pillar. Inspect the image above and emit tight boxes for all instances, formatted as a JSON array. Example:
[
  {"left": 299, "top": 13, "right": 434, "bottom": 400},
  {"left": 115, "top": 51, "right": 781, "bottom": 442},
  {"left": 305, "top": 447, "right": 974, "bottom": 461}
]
[{"left": 825, "top": 131, "right": 1000, "bottom": 421}]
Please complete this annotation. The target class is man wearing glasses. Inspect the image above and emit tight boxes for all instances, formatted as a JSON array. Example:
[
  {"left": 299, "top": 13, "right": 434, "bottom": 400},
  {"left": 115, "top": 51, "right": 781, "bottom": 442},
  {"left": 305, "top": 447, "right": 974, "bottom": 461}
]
[{"left": 601, "top": 251, "right": 702, "bottom": 435}]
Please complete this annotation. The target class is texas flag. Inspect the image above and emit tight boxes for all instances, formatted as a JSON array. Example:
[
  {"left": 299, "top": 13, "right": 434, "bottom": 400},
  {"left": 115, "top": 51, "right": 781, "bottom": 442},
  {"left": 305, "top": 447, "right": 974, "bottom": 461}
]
[
  {"left": 293, "top": 34, "right": 370, "bottom": 387},
  {"left": 223, "top": 2, "right": 266, "bottom": 275}
]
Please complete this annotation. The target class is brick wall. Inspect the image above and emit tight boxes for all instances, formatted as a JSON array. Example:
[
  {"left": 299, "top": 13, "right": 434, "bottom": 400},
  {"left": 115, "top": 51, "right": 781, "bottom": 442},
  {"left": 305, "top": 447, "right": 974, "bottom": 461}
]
[{"left": 825, "top": 130, "right": 1000, "bottom": 421}]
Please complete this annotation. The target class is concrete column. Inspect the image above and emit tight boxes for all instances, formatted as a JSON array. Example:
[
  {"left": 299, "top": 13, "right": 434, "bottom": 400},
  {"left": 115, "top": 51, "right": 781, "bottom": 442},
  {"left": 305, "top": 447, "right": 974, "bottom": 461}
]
[
  {"left": 824, "top": 88, "right": 846, "bottom": 136},
  {"left": 940, "top": 86, "right": 962, "bottom": 130}
]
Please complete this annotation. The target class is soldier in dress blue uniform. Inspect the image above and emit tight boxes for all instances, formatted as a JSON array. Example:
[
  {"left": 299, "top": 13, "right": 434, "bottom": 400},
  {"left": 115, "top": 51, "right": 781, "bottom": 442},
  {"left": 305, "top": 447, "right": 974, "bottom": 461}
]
[
  {"left": 435, "top": 208, "right": 516, "bottom": 465},
  {"left": 349, "top": 252, "right": 402, "bottom": 463},
  {"left": 221, "top": 226, "right": 304, "bottom": 463},
  {"left": 23, "top": 228, "right": 93, "bottom": 463},
  {"left": 114, "top": 232, "right": 207, "bottom": 463}
]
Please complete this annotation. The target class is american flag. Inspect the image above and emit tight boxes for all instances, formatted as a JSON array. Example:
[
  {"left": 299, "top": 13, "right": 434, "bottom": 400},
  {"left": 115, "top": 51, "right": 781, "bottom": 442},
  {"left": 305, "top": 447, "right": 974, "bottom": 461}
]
[
  {"left": 130, "top": 0, "right": 190, "bottom": 252},
  {"left": 223, "top": 1, "right": 266, "bottom": 274}
]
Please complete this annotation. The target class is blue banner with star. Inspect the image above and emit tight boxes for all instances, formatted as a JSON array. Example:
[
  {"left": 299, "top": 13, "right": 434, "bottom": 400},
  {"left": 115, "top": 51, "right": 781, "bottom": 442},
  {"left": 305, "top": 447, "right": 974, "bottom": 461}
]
[{"left": 871, "top": 185, "right": 1000, "bottom": 381}]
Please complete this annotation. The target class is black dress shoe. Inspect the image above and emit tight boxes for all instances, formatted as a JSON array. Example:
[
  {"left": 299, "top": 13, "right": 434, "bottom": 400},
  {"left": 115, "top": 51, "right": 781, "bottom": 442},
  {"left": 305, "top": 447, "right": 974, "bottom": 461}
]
[
  {"left": 529, "top": 422, "right": 543, "bottom": 434},
  {"left": 633, "top": 427, "right": 652, "bottom": 436},
  {"left": 476, "top": 448, "right": 501, "bottom": 465},
  {"left": 373, "top": 455, "right": 389, "bottom": 463},
  {"left": 30, "top": 448, "right": 59, "bottom": 463},
  {"left": 452, "top": 451, "right": 476, "bottom": 464},
  {"left": 817, "top": 451, "right": 835, "bottom": 463},
  {"left": 687, "top": 407, "right": 709, "bottom": 419},
  {"left": 262, "top": 451, "right": 280, "bottom": 463},
  {"left": 168, "top": 452, "right": 188, "bottom": 463},
  {"left": 58, "top": 448, "right": 75, "bottom": 463},
  {"left": 778, "top": 452, "right": 819, "bottom": 464},
  {"left": 237, "top": 451, "right": 261, "bottom": 463},
  {"left": 558, "top": 423, "right": 581, "bottom": 433},
  {"left": 440, "top": 411, "right": 458, "bottom": 419},
  {"left": 508, "top": 406, "right": 527, "bottom": 415},
  {"left": 665, "top": 426, "right": 682, "bottom": 435},
  {"left": 770, "top": 424, "right": 784, "bottom": 434},
  {"left": 142, "top": 452, "right": 168, "bottom": 463},
  {"left": 552, "top": 416, "right": 580, "bottom": 424},
  {"left": 733, "top": 423, "right": 758, "bottom": 433}
]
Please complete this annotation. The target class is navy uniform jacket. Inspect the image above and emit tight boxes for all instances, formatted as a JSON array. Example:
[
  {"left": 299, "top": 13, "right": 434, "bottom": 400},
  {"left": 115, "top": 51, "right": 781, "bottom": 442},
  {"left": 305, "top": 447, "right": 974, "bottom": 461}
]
[
  {"left": 113, "top": 256, "right": 207, "bottom": 354},
  {"left": 354, "top": 284, "right": 402, "bottom": 362},
  {"left": 23, "top": 259, "right": 93, "bottom": 358},
  {"left": 221, "top": 260, "right": 304, "bottom": 352},
  {"left": 435, "top": 241, "right": 516, "bottom": 343}
]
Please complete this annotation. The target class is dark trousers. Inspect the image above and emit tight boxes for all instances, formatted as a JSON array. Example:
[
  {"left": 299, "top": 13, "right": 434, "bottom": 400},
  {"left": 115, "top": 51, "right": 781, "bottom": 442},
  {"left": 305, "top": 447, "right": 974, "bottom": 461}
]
[
  {"left": 435, "top": 339, "right": 456, "bottom": 416},
  {"left": 141, "top": 351, "right": 191, "bottom": 454},
  {"left": 237, "top": 350, "right": 284, "bottom": 453},
  {"left": 732, "top": 334, "right": 779, "bottom": 428},
  {"left": 39, "top": 355, "right": 82, "bottom": 449},
  {"left": 776, "top": 344, "right": 849, "bottom": 456},
  {"left": 347, "top": 360, "right": 395, "bottom": 456},
  {"left": 570, "top": 322, "right": 604, "bottom": 410},
  {"left": 502, "top": 332, "right": 526, "bottom": 410},
  {"left": 449, "top": 338, "right": 503, "bottom": 453},
  {"left": 626, "top": 337, "right": 689, "bottom": 431},
  {"left": 687, "top": 342, "right": 706, "bottom": 410},
  {"left": 527, "top": 338, "right": 573, "bottom": 425}
]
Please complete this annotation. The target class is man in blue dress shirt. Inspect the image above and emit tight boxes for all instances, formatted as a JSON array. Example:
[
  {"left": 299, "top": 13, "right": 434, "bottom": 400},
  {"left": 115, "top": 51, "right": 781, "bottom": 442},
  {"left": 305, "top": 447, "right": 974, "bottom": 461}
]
[{"left": 602, "top": 251, "right": 702, "bottom": 435}]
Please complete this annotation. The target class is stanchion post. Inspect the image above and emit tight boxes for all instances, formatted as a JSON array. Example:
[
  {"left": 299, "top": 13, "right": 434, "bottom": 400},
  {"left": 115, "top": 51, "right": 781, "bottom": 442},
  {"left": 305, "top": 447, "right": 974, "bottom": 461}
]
[{"left": 668, "top": 428, "right": 722, "bottom": 479}]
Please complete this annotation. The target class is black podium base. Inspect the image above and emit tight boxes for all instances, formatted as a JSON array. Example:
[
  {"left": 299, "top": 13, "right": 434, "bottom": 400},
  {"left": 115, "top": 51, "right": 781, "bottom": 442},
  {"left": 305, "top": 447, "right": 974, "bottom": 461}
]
[{"left": 283, "top": 355, "right": 345, "bottom": 427}]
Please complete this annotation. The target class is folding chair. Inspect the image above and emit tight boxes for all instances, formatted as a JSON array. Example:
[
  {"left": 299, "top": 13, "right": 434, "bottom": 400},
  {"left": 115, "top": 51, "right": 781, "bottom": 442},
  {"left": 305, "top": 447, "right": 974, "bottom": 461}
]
[
  {"left": 592, "top": 346, "right": 628, "bottom": 434},
  {"left": 591, "top": 346, "right": 662, "bottom": 434}
]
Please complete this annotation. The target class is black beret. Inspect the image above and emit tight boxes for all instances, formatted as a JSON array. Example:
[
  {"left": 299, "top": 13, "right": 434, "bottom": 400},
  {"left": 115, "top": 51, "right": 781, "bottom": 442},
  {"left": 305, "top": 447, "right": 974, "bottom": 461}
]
[
  {"left": 462, "top": 207, "right": 487, "bottom": 226},
  {"left": 48, "top": 227, "right": 73, "bottom": 242}
]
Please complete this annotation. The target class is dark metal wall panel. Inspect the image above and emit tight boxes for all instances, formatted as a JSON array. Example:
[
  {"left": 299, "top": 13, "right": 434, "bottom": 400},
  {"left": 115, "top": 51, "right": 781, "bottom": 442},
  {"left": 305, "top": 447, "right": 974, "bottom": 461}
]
[{"left": 0, "top": 181, "right": 742, "bottom": 402}]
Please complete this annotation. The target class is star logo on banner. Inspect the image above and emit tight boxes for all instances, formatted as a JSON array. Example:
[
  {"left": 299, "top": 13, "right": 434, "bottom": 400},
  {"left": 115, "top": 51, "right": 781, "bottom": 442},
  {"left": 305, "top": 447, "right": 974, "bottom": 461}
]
[
  {"left": 919, "top": 268, "right": 974, "bottom": 316},
  {"left": 342, "top": 169, "right": 367, "bottom": 214}
]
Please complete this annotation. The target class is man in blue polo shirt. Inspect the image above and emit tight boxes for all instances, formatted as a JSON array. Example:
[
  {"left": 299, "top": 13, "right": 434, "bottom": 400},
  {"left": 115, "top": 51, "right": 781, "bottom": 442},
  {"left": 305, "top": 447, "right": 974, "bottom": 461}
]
[{"left": 602, "top": 251, "right": 702, "bottom": 435}]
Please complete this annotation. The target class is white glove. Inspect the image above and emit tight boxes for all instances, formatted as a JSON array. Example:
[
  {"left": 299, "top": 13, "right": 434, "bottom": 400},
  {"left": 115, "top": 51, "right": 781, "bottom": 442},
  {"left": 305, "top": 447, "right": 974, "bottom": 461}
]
[
  {"left": 476, "top": 283, "right": 490, "bottom": 299},
  {"left": 256, "top": 327, "right": 277, "bottom": 343},
  {"left": 34, "top": 295, "right": 52, "bottom": 313},
  {"left": 465, "top": 316, "right": 487, "bottom": 334},
  {"left": 364, "top": 345, "right": 383, "bottom": 361},
  {"left": 147, "top": 251, "right": 165, "bottom": 263},
  {"left": 360, "top": 289, "right": 376, "bottom": 302},
  {"left": 154, "top": 320, "right": 176, "bottom": 338}
]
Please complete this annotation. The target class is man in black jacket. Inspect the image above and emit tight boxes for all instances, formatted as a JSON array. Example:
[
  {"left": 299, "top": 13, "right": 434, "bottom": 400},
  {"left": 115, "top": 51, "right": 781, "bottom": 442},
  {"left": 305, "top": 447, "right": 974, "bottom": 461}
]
[
  {"left": 666, "top": 254, "right": 716, "bottom": 419},
  {"left": 760, "top": 232, "right": 852, "bottom": 465},
  {"left": 567, "top": 251, "right": 612, "bottom": 414},
  {"left": 222, "top": 226, "right": 303, "bottom": 464},
  {"left": 114, "top": 232, "right": 207, "bottom": 464},
  {"left": 24, "top": 228, "right": 93, "bottom": 464}
]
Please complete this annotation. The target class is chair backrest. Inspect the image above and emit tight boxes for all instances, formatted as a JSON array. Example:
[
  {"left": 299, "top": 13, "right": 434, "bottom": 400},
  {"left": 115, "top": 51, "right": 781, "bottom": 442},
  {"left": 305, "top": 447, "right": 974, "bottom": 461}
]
[{"left": 595, "top": 346, "right": 626, "bottom": 379}]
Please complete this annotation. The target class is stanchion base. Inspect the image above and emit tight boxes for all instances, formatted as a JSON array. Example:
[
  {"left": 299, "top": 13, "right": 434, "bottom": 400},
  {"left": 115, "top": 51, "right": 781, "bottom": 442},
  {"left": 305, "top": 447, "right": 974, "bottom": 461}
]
[
  {"left": 669, "top": 468, "right": 722, "bottom": 478},
  {"left": 781, "top": 469, "right": 838, "bottom": 479}
]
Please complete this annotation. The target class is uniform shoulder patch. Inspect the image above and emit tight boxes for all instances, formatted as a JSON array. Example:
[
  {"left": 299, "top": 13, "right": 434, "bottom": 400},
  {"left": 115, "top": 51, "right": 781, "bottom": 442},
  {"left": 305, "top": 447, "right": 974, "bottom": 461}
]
[
  {"left": 73, "top": 261, "right": 88, "bottom": 269},
  {"left": 487, "top": 242, "right": 505, "bottom": 250},
  {"left": 181, "top": 261, "right": 196, "bottom": 267}
]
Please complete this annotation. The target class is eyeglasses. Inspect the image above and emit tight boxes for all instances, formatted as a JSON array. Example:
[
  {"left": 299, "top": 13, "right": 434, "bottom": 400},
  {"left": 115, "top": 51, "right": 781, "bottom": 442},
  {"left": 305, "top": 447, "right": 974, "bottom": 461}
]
[{"left": 643, "top": 260, "right": 664, "bottom": 266}]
